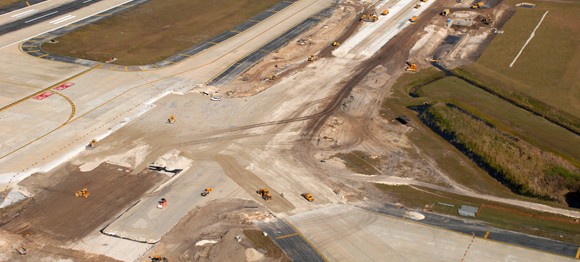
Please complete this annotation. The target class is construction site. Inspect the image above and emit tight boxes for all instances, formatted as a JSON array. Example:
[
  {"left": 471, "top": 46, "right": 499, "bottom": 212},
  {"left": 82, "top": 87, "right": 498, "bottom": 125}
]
[{"left": 0, "top": 0, "right": 579, "bottom": 261}]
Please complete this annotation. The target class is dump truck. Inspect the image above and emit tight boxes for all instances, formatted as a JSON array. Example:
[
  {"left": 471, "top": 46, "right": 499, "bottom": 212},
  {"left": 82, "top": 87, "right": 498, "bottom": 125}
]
[
  {"left": 409, "top": 16, "right": 418, "bottom": 22},
  {"left": 74, "top": 188, "right": 89, "bottom": 198},
  {"left": 381, "top": 9, "right": 389, "bottom": 15},
  {"left": 440, "top": 9, "right": 450, "bottom": 16},
  {"left": 256, "top": 188, "right": 272, "bottom": 200},
  {"left": 201, "top": 188, "right": 213, "bottom": 197},
  {"left": 301, "top": 193, "right": 314, "bottom": 202}
]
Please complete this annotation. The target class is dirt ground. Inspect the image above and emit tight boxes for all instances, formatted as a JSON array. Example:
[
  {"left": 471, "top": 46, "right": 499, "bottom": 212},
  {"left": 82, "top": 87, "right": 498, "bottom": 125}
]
[
  {"left": 142, "top": 199, "right": 288, "bottom": 262},
  {"left": 42, "top": 0, "right": 283, "bottom": 65}
]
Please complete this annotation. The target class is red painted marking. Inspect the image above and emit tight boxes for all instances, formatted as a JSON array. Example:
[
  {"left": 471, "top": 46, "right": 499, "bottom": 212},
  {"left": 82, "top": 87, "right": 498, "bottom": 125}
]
[
  {"left": 33, "top": 92, "right": 53, "bottom": 100},
  {"left": 54, "top": 82, "right": 75, "bottom": 91}
]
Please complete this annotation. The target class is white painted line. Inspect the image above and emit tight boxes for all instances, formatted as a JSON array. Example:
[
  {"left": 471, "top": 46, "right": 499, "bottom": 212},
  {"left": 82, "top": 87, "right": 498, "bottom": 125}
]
[
  {"left": 82, "top": 0, "right": 93, "bottom": 3},
  {"left": 509, "top": 11, "right": 548, "bottom": 68},
  {"left": 11, "top": 9, "right": 37, "bottom": 18},
  {"left": 49, "top": 15, "right": 75, "bottom": 24},
  {"left": 0, "top": 0, "right": 53, "bottom": 17},
  {"left": 1, "top": 0, "right": 136, "bottom": 49},
  {"left": 24, "top": 10, "right": 57, "bottom": 23}
]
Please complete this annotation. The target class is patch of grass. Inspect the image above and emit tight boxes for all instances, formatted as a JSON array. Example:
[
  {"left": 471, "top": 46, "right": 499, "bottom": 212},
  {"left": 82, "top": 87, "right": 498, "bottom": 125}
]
[
  {"left": 0, "top": 0, "right": 25, "bottom": 9},
  {"left": 418, "top": 103, "right": 579, "bottom": 203},
  {"left": 465, "top": 0, "right": 580, "bottom": 119},
  {"left": 244, "top": 229, "right": 291, "bottom": 261},
  {"left": 374, "top": 184, "right": 580, "bottom": 243},
  {"left": 42, "top": 0, "right": 283, "bottom": 65},
  {"left": 334, "top": 151, "right": 383, "bottom": 175}
]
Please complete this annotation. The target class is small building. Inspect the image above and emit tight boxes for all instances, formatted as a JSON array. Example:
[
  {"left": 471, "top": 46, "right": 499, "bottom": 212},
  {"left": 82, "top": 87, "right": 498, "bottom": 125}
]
[{"left": 458, "top": 205, "right": 479, "bottom": 217}]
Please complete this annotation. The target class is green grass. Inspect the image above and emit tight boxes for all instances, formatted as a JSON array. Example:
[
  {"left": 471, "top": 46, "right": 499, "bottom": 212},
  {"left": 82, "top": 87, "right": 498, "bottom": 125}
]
[
  {"left": 374, "top": 184, "right": 580, "bottom": 243},
  {"left": 465, "top": 0, "right": 580, "bottom": 118},
  {"left": 417, "top": 77, "right": 580, "bottom": 164},
  {"left": 334, "top": 151, "right": 383, "bottom": 175}
]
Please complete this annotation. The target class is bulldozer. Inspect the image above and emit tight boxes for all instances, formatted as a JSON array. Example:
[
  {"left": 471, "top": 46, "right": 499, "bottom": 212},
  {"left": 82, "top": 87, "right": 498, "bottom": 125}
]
[
  {"left": 440, "top": 9, "right": 450, "bottom": 16},
  {"left": 332, "top": 41, "right": 340, "bottom": 47},
  {"left": 381, "top": 9, "right": 389, "bottom": 16},
  {"left": 301, "top": 193, "right": 314, "bottom": 202},
  {"left": 307, "top": 55, "right": 318, "bottom": 61},
  {"left": 256, "top": 188, "right": 272, "bottom": 200},
  {"left": 471, "top": 2, "right": 484, "bottom": 9},
  {"left": 406, "top": 61, "right": 417, "bottom": 72},
  {"left": 201, "top": 188, "right": 213, "bottom": 197},
  {"left": 359, "top": 13, "right": 378, "bottom": 22},
  {"left": 74, "top": 188, "right": 89, "bottom": 198},
  {"left": 168, "top": 115, "right": 175, "bottom": 124},
  {"left": 409, "top": 16, "right": 418, "bottom": 22}
]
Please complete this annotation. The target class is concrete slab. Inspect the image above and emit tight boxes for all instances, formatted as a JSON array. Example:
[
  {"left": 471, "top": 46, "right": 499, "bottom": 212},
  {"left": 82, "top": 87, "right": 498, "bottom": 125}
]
[{"left": 287, "top": 205, "right": 575, "bottom": 262}]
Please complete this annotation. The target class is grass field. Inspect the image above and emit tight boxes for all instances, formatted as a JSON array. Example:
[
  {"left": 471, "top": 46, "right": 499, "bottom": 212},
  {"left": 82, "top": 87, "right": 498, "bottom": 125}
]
[
  {"left": 42, "top": 0, "right": 282, "bottom": 65},
  {"left": 0, "top": 0, "right": 25, "bottom": 9},
  {"left": 374, "top": 184, "right": 580, "bottom": 244},
  {"left": 334, "top": 151, "right": 383, "bottom": 175},
  {"left": 465, "top": 0, "right": 580, "bottom": 118}
]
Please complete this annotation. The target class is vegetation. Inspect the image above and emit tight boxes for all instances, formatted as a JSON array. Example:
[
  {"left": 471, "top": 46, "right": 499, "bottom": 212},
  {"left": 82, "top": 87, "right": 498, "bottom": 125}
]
[
  {"left": 0, "top": 0, "right": 25, "bottom": 9},
  {"left": 334, "top": 151, "right": 383, "bottom": 175},
  {"left": 418, "top": 104, "right": 579, "bottom": 202},
  {"left": 244, "top": 229, "right": 291, "bottom": 261}
]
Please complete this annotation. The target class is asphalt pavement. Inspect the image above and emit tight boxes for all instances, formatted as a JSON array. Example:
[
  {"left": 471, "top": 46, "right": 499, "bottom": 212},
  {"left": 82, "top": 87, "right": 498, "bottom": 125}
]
[
  {"left": 258, "top": 219, "right": 326, "bottom": 262},
  {"left": 0, "top": 0, "right": 48, "bottom": 15}
]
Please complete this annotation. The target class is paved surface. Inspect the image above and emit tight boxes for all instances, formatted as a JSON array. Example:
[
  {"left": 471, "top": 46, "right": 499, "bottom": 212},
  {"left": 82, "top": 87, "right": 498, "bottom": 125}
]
[
  {"left": 288, "top": 205, "right": 577, "bottom": 262},
  {"left": 258, "top": 219, "right": 326, "bottom": 262},
  {"left": 362, "top": 204, "right": 580, "bottom": 258},
  {"left": 0, "top": 0, "right": 49, "bottom": 15}
]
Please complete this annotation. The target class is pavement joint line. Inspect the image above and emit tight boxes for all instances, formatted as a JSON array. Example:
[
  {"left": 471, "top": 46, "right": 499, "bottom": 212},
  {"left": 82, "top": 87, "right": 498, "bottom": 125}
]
[
  {"left": 275, "top": 233, "right": 298, "bottom": 239},
  {"left": 282, "top": 218, "right": 329, "bottom": 262}
]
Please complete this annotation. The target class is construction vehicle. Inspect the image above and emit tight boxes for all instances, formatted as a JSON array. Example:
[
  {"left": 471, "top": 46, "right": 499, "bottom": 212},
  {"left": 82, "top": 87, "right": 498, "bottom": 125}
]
[
  {"left": 381, "top": 9, "right": 389, "bottom": 16},
  {"left": 88, "top": 139, "right": 97, "bottom": 149},
  {"left": 201, "top": 188, "right": 213, "bottom": 197},
  {"left": 307, "top": 55, "right": 318, "bottom": 61},
  {"left": 149, "top": 256, "right": 168, "bottom": 262},
  {"left": 409, "top": 16, "right": 418, "bottom": 22},
  {"left": 405, "top": 61, "right": 417, "bottom": 72},
  {"left": 256, "top": 188, "right": 272, "bottom": 200},
  {"left": 332, "top": 41, "right": 340, "bottom": 47},
  {"left": 301, "top": 193, "right": 314, "bottom": 202},
  {"left": 168, "top": 115, "right": 175, "bottom": 124},
  {"left": 414, "top": 4, "right": 421, "bottom": 9},
  {"left": 420, "top": 0, "right": 428, "bottom": 2},
  {"left": 481, "top": 15, "right": 493, "bottom": 25},
  {"left": 359, "top": 13, "right": 378, "bottom": 22},
  {"left": 471, "top": 2, "right": 484, "bottom": 8},
  {"left": 74, "top": 188, "right": 89, "bottom": 198},
  {"left": 157, "top": 198, "right": 167, "bottom": 209},
  {"left": 440, "top": 9, "right": 450, "bottom": 16}
]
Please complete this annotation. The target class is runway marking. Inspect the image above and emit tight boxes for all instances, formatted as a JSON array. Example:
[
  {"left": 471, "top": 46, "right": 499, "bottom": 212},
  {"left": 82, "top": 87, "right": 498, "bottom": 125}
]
[
  {"left": 484, "top": 230, "right": 490, "bottom": 239},
  {"left": 284, "top": 220, "right": 329, "bottom": 262},
  {"left": 510, "top": 11, "right": 549, "bottom": 68},
  {"left": 275, "top": 233, "right": 298, "bottom": 239},
  {"left": 249, "top": 19, "right": 261, "bottom": 23},
  {"left": 83, "top": 0, "right": 93, "bottom": 3},
  {"left": 11, "top": 9, "right": 37, "bottom": 18},
  {"left": 49, "top": 15, "right": 75, "bottom": 24},
  {"left": 25, "top": 10, "right": 58, "bottom": 23}
]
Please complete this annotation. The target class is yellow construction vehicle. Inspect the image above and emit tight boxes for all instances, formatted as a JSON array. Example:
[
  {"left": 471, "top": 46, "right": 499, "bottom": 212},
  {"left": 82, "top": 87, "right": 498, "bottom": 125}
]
[
  {"left": 307, "top": 55, "right": 318, "bottom": 61},
  {"left": 265, "top": 74, "right": 277, "bottom": 81},
  {"left": 440, "top": 9, "right": 450, "bottom": 16},
  {"left": 481, "top": 15, "right": 493, "bottom": 25},
  {"left": 75, "top": 188, "right": 89, "bottom": 198},
  {"left": 471, "top": 2, "right": 484, "bottom": 8},
  {"left": 168, "top": 115, "right": 175, "bottom": 124},
  {"left": 420, "top": 0, "right": 428, "bottom": 2},
  {"left": 406, "top": 61, "right": 417, "bottom": 72},
  {"left": 301, "top": 193, "right": 314, "bottom": 202},
  {"left": 409, "top": 16, "right": 418, "bottom": 22},
  {"left": 332, "top": 41, "right": 340, "bottom": 47},
  {"left": 149, "top": 255, "right": 168, "bottom": 262},
  {"left": 201, "top": 187, "right": 213, "bottom": 197},
  {"left": 414, "top": 4, "right": 421, "bottom": 9},
  {"left": 88, "top": 139, "right": 97, "bottom": 149},
  {"left": 256, "top": 188, "right": 272, "bottom": 200},
  {"left": 359, "top": 13, "right": 378, "bottom": 22},
  {"left": 381, "top": 9, "right": 389, "bottom": 16}
]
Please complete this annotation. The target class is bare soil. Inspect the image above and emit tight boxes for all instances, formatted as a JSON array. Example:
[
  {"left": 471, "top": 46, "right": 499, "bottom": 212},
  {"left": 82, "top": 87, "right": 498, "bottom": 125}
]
[{"left": 42, "top": 0, "right": 283, "bottom": 65}]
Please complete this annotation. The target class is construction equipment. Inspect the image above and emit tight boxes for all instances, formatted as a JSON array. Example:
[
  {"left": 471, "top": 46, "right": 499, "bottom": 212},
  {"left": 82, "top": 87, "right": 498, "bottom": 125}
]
[
  {"left": 420, "top": 0, "right": 428, "bottom": 2},
  {"left": 332, "top": 41, "right": 340, "bottom": 47},
  {"left": 440, "top": 9, "right": 450, "bottom": 16},
  {"left": 307, "top": 55, "right": 318, "bottom": 61},
  {"left": 471, "top": 2, "right": 484, "bottom": 8},
  {"left": 15, "top": 246, "right": 27, "bottom": 255},
  {"left": 405, "top": 61, "right": 417, "bottom": 72},
  {"left": 168, "top": 115, "right": 175, "bottom": 124},
  {"left": 359, "top": 13, "right": 378, "bottom": 22},
  {"left": 157, "top": 198, "right": 167, "bottom": 209},
  {"left": 88, "top": 139, "right": 97, "bottom": 149},
  {"left": 301, "top": 193, "right": 314, "bottom": 202},
  {"left": 414, "top": 4, "right": 421, "bottom": 9},
  {"left": 256, "top": 188, "right": 272, "bottom": 200},
  {"left": 481, "top": 15, "right": 493, "bottom": 25},
  {"left": 201, "top": 188, "right": 213, "bottom": 197},
  {"left": 149, "top": 256, "right": 168, "bottom": 262},
  {"left": 381, "top": 9, "right": 389, "bottom": 15},
  {"left": 74, "top": 188, "right": 89, "bottom": 198},
  {"left": 409, "top": 16, "right": 418, "bottom": 22}
]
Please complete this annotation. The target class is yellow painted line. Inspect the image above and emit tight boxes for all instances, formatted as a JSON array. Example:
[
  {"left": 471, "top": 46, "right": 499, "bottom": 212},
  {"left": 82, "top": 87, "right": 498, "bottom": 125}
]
[
  {"left": 208, "top": 42, "right": 219, "bottom": 45},
  {"left": 276, "top": 233, "right": 298, "bottom": 239},
  {"left": 26, "top": 49, "right": 40, "bottom": 52},
  {"left": 38, "top": 54, "right": 49, "bottom": 58},
  {"left": 179, "top": 53, "right": 191, "bottom": 57},
  {"left": 575, "top": 247, "right": 580, "bottom": 259},
  {"left": 51, "top": 91, "right": 76, "bottom": 123},
  {"left": 124, "top": 66, "right": 128, "bottom": 72},
  {"left": 249, "top": 19, "right": 261, "bottom": 23},
  {"left": 484, "top": 231, "right": 490, "bottom": 239},
  {"left": 26, "top": 1, "right": 30, "bottom": 7}
]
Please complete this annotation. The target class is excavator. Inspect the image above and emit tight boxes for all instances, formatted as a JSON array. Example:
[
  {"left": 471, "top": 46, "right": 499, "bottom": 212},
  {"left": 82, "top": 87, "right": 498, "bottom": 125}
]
[
  {"left": 406, "top": 61, "right": 417, "bottom": 72},
  {"left": 256, "top": 188, "right": 272, "bottom": 200},
  {"left": 74, "top": 188, "right": 89, "bottom": 198},
  {"left": 201, "top": 188, "right": 213, "bottom": 197},
  {"left": 471, "top": 2, "right": 484, "bottom": 9},
  {"left": 301, "top": 193, "right": 314, "bottom": 202}
]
